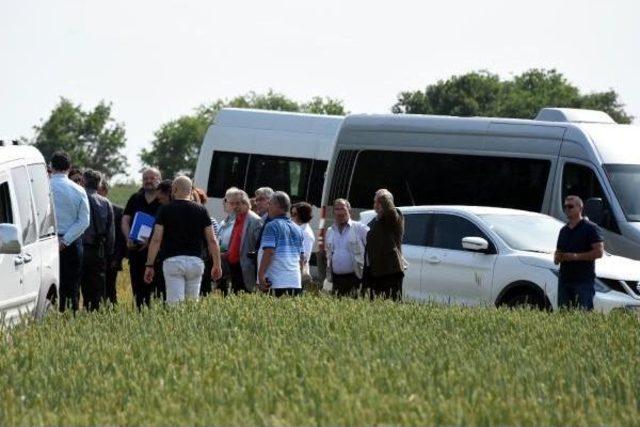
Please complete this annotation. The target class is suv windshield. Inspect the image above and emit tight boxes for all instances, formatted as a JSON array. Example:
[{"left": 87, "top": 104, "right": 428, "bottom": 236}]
[
  {"left": 479, "top": 214, "right": 564, "bottom": 253},
  {"left": 604, "top": 164, "right": 640, "bottom": 222}
]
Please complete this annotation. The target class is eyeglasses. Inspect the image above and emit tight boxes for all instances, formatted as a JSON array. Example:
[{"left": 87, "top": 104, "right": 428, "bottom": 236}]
[{"left": 564, "top": 204, "right": 575, "bottom": 210}]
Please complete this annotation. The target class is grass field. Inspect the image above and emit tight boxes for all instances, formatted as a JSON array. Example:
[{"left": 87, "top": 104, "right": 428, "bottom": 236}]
[
  {"left": 108, "top": 183, "right": 139, "bottom": 207},
  {"left": 1, "top": 264, "right": 640, "bottom": 426}
]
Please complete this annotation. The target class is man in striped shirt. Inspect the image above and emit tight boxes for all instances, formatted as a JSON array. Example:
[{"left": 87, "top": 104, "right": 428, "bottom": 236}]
[{"left": 257, "top": 191, "right": 304, "bottom": 297}]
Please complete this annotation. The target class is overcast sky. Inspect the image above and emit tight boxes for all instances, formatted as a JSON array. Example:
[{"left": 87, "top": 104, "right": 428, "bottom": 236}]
[{"left": 1, "top": 0, "right": 638, "bottom": 179}]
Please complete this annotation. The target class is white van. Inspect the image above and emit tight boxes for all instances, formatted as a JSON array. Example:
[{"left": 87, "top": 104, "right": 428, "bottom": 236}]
[
  {"left": 320, "top": 108, "right": 640, "bottom": 263},
  {"left": 0, "top": 142, "right": 58, "bottom": 325}
]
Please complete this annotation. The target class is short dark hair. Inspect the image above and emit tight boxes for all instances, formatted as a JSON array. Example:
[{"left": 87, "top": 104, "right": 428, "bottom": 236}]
[
  {"left": 50, "top": 151, "right": 71, "bottom": 171},
  {"left": 292, "top": 202, "right": 313, "bottom": 224},
  {"left": 157, "top": 179, "right": 173, "bottom": 195},
  {"left": 83, "top": 169, "right": 102, "bottom": 190}
]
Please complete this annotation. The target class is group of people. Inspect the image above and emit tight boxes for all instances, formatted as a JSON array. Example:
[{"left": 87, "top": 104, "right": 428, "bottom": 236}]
[{"left": 51, "top": 149, "right": 408, "bottom": 312}]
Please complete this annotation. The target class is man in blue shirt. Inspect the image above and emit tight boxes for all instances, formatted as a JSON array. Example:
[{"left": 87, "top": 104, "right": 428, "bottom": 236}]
[
  {"left": 554, "top": 195, "right": 604, "bottom": 310},
  {"left": 49, "top": 151, "right": 90, "bottom": 312},
  {"left": 257, "top": 191, "right": 304, "bottom": 297}
]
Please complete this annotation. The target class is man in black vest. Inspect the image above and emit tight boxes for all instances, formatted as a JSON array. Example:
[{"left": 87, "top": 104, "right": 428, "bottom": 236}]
[
  {"left": 98, "top": 181, "right": 126, "bottom": 305},
  {"left": 80, "top": 170, "right": 115, "bottom": 311}
]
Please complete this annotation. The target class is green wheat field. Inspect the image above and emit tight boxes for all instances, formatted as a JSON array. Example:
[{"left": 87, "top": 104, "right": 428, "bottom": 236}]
[{"left": 1, "top": 261, "right": 639, "bottom": 426}]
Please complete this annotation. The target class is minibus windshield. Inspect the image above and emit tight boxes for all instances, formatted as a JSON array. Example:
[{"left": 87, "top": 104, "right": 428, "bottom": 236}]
[{"left": 604, "top": 164, "right": 640, "bottom": 222}]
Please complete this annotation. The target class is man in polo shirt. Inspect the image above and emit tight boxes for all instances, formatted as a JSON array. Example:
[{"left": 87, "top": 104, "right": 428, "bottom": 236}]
[
  {"left": 257, "top": 191, "right": 304, "bottom": 297},
  {"left": 121, "top": 167, "right": 162, "bottom": 308},
  {"left": 554, "top": 195, "right": 604, "bottom": 310}
]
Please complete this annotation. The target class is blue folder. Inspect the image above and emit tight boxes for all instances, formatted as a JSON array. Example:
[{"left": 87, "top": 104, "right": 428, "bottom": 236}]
[{"left": 129, "top": 212, "right": 156, "bottom": 243}]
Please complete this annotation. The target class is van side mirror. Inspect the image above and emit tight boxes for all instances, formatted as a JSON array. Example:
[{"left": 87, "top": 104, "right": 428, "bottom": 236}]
[
  {"left": 0, "top": 224, "right": 22, "bottom": 254},
  {"left": 462, "top": 236, "right": 489, "bottom": 252},
  {"left": 584, "top": 198, "right": 604, "bottom": 225}
]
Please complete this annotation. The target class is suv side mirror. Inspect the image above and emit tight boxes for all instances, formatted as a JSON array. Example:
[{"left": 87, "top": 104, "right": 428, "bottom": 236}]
[
  {"left": 462, "top": 236, "right": 489, "bottom": 252},
  {"left": 584, "top": 198, "right": 604, "bottom": 225},
  {"left": 0, "top": 224, "right": 22, "bottom": 254}
]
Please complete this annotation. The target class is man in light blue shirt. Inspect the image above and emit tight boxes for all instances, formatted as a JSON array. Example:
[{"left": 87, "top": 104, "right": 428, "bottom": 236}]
[{"left": 50, "top": 151, "right": 90, "bottom": 312}]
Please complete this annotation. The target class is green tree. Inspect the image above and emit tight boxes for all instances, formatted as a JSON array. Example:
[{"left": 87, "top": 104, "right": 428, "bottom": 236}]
[
  {"left": 393, "top": 69, "right": 633, "bottom": 124},
  {"left": 140, "top": 90, "right": 347, "bottom": 178},
  {"left": 33, "top": 98, "right": 128, "bottom": 177}
]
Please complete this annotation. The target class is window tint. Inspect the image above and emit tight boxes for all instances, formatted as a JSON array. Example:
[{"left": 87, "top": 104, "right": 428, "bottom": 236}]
[
  {"left": 28, "top": 164, "right": 56, "bottom": 238},
  {"left": 348, "top": 150, "right": 550, "bottom": 212},
  {"left": 328, "top": 150, "right": 358, "bottom": 203},
  {"left": 10, "top": 166, "right": 37, "bottom": 245},
  {"left": 207, "top": 151, "right": 249, "bottom": 198},
  {"left": 403, "top": 213, "right": 431, "bottom": 246},
  {"left": 307, "top": 160, "right": 327, "bottom": 206},
  {"left": 562, "top": 163, "right": 618, "bottom": 232},
  {"left": 0, "top": 182, "right": 13, "bottom": 224},
  {"left": 246, "top": 154, "right": 312, "bottom": 202},
  {"left": 432, "top": 214, "right": 490, "bottom": 251}
]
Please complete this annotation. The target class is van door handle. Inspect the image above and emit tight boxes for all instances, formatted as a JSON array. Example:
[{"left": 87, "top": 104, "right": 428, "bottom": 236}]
[
  {"left": 23, "top": 253, "right": 32, "bottom": 263},
  {"left": 14, "top": 256, "right": 24, "bottom": 266},
  {"left": 426, "top": 256, "right": 441, "bottom": 264}
]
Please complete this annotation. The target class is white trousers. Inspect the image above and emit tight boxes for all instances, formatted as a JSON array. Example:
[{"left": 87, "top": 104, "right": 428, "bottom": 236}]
[{"left": 162, "top": 256, "right": 205, "bottom": 305}]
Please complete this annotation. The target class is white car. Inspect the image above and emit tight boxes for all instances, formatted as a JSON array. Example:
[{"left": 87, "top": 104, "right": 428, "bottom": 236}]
[
  {"left": 0, "top": 143, "right": 59, "bottom": 326},
  {"left": 360, "top": 206, "right": 640, "bottom": 312}
]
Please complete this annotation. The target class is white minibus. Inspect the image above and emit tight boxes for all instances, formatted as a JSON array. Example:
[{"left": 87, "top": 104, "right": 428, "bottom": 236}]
[
  {"left": 193, "top": 108, "right": 343, "bottom": 262},
  {"left": 319, "top": 108, "right": 640, "bottom": 265}
]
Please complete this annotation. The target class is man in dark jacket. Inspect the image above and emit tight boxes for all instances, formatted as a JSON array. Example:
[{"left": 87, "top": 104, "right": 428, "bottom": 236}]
[
  {"left": 365, "top": 189, "right": 405, "bottom": 301},
  {"left": 99, "top": 181, "right": 126, "bottom": 305},
  {"left": 81, "top": 170, "right": 115, "bottom": 311}
]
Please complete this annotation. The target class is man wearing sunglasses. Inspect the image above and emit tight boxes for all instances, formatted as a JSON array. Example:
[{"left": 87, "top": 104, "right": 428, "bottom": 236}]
[{"left": 554, "top": 195, "right": 604, "bottom": 310}]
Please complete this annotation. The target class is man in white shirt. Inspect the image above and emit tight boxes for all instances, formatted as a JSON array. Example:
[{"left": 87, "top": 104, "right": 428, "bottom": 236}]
[{"left": 325, "top": 198, "right": 369, "bottom": 297}]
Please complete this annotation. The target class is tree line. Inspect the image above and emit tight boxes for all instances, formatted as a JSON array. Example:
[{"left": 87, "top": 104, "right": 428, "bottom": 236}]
[{"left": 28, "top": 69, "right": 634, "bottom": 180}]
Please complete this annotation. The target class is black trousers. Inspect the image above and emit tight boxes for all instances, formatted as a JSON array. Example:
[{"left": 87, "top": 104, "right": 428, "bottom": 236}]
[
  {"left": 270, "top": 288, "right": 303, "bottom": 297},
  {"left": 200, "top": 257, "right": 213, "bottom": 296},
  {"left": 368, "top": 272, "right": 404, "bottom": 301},
  {"left": 105, "top": 262, "right": 119, "bottom": 305},
  {"left": 59, "top": 239, "right": 83, "bottom": 313},
  {"left": 81, "top": 245, "right": 106, "bottom": 312},
  {"left": 129, "top": 251, "right": 157, "bottom": 309},
  {"left": 217, "top": 262, "right": 247, "bottom": 295},
  {"left": 332, "top": 273, "right": 361, "bottom": 298}
]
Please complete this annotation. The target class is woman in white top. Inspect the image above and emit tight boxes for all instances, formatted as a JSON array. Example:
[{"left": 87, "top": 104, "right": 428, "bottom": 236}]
[{"left": 291, "top": 202, "right": 315, "bottom": 277}]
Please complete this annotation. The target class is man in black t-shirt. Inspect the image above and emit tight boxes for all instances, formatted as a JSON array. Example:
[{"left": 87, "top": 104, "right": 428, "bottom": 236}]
[
  {"left": 554, "top": 195, "right": 604, "bottom": 310},
  {"left": 144, "top": 176, "right": 222, "bottom": 304},
  {"left": 121, "top": 168, "right": 162, "bottom": 308}
]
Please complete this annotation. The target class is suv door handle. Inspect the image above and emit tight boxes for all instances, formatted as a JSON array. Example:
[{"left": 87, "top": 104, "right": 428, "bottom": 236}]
[
  {"left": 14, "top": 255, "right": 24, "bottom": 266},
  {"left": 426, "top": 256, "right": 441, "bottom": 264},
  {"left": 23, "top": 253, "right": 32, "bottom": 263}
]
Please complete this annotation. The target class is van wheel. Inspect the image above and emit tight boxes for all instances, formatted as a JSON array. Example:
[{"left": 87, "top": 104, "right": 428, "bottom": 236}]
[{"left": 38, "top": 288, "right": 58, "bottom": 319}]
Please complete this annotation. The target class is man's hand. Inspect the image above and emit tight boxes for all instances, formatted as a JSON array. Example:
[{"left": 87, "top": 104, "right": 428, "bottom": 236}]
[
  {"left": 127, "top": 239, "right": 137, "bottom": 250},
  {"left": 211, "top": 265, "right": 222, "bottom": 281},
  {"left": 258, "top": 274, "right": 270, "bottom": 292},
  {"left": 144, "top": 266, "right": 155, "bottom": 284}
]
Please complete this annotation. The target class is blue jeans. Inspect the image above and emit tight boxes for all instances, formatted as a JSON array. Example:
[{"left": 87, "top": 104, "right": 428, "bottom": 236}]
[{"left": 558, "top": 280, "right": 595, "bottom": 310}]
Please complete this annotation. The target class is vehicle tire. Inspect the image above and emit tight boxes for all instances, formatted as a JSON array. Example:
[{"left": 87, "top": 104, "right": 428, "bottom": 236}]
[
  {"left": 503, "top": 291, "right": 546, "bottom": 310},
  {"left": 36, "top": 288, "right": 57, "bottom": 320}
]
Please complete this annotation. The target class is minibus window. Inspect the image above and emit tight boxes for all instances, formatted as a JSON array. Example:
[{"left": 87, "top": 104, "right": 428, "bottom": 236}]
[
  {"left": 562, "top": 163, "right": 618, "bottom": 232},
  {"left": 307, "top": 160, "right": 327, "bottom": 207},
  {"left": 604, "top": 164, "right": 640, "bottom": 222},
  {"left": 246, "top": 154, "right": 312, "bottom": 202},
  {"left": 0, "top": 182, "right": 13, "bottom": 224},
  {"left": 28, "top": 164, "right": 56, "bottom": 238},
  {"left": 10, "top": 166, "right": 38, "bottom": 245},
  {"left": 207, "top": 151, "right": 249, "bottom": 197}
]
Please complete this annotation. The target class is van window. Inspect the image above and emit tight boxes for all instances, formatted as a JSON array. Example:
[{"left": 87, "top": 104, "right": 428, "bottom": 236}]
[
  {"left": 403, "top": 213, "right": 431, "bottom": 246},
  {"left": 207, "top": 151, "right": 249, "bottom": 198},
  {"left": 348, "top": 150, "right": 550, "bottom": 212},
  {"left": 328, "top": 150, "right": 358, "bottom": 203},
  {"left": 431, "top": 214, "right": 492, "bottom": 252},
  {"left": 28, "top": 164, "right": 56, "bottom": 238},
  {"left": 10, "top": 166, "right": 38, "bottom": 245},
  {"left": 562, "top": 163, "right": 618, "bottom": 232},
  {"left": 246, "top": 154, "right": 312, "bottom": 202},
  {"left": 307, "top": 160, "right": 327, "bottom": 206},
  {"left": 0, "top": 182, "right": 13, "bottom": 224}
]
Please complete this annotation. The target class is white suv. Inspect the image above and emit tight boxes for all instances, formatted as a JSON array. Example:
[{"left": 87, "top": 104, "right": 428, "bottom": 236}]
[
  {"left": 360, "top": 206, "right": 640, "bottom": 312},
  {"left": 0, "top": 143, "right": 58, "bottom": 325}
]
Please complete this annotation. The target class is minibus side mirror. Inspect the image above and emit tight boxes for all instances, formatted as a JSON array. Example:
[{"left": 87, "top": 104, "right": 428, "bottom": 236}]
[
  {"left": 584, "top": 198, "right": 604, "bottom": 225},
  {"left": 462, "top": 236, "right": 489, "bottom": 252},
  {"left": 0, "top": 224, "right": 22, "bottom": 255}
]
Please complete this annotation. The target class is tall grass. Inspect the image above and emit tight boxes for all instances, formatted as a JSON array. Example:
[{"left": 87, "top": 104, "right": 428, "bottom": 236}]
[{"left": 1, "top": 283, "right": 639, "bottom": 425}]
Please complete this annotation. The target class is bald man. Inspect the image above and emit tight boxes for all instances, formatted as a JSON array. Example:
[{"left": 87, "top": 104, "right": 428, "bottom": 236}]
[{"left": 145, "top": 176, "right": 222, "bottom": 304}]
